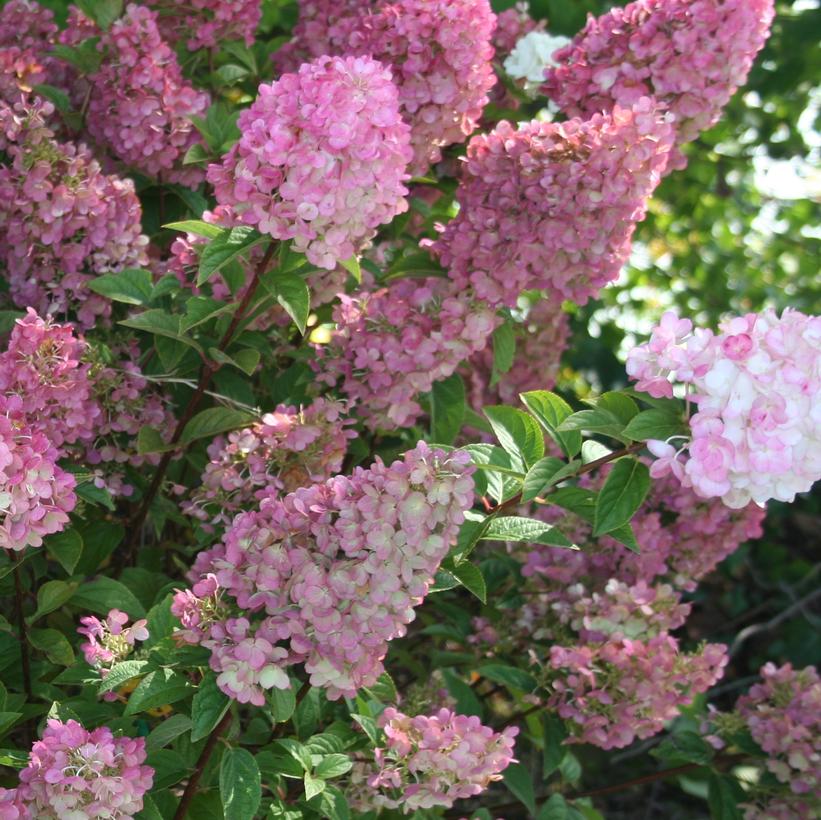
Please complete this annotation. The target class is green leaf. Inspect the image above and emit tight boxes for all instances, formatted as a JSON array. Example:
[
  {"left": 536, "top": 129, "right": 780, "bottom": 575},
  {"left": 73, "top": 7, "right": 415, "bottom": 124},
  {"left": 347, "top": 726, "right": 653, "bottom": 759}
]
[
  {"left": 503, "top": 762, "right": 537, "bottom": 815},
  {"left": 484, "top": 406, "right": 545, "bottom": 470},
  {"left": 269, "top": 273, "right": 310, "bottom": 334},
  {"left": 145, "top": 714, "right": 193, "bottom": 752},
  {"left": 593, "top": 458, "right": 651, "bottom": 536},
  {"left": 98, "top": 660, "right": 150, "bottom": 695},
  {"left": 198, "top": 227, "right": 265, "bottom": 287},
  {"left": 538, "top": 794, "right": 570, "bottom": 820},
  {"left": 542, "top": 714, "right": 568, "bottom": 777},
  {"left": 708, "top": 774, "right": 743, "bottom": 820},
  {"left": 182, "top": 142, "right": 212, "bottom": 165},
  {"left": 0, "top": 712, "right": 22, "bottom": 738},
  {"left": 124, "top": 668, "right": 193, "bottom": 716},
  {"left": 164, "top": 220, "right": 223, "bottom": 240},
  {"left": 652, "top": 731, "right": 714, "bottom": 766},
  {"left": 183, "top": 296, "right": 237, "bottom": 331},
  {"left": 29, "top": 580, "right": 77, "bottom": 624},
  {"left": 520, "top": 390, "right": 581, "bottom": 458},
  {"left": 557, "top": 409, "right": 629, "bottom": 442},
  {"left": 314, "top": 754, "right": 353, "bottom": 779},
  {"left": 339, "top": 255, "right": 362, "bottom": 284},
  {"left": 137, "top": 426, "right": 175, "bottom": 456},
  {"left": 622, "top": 409, "right": 687, "bottom": 442},
  {"left": 71, "top": 578, "right": 145, "bottom": 619},
  {"left": 350, "top": 714, "right": 378, "bottom": 745},
  {"left": 269, "top": 686, "right": 296, "bottom": 724},
  {"left": 230, "top": 348, "right": 261, "bottom": 376},
  {"left": 119, "top": 310, "right": 203, "bottom": 355},
  {"left": 317, "top": 785, "right": 350, "bottom": 820},
  {"left": 191, "top": 673, "right": 231, "bottom": 742},
  {"left": 52, "top": 39, "right": 103, "bottom": 73},
  {"left": 521, "top": 457, "right": 579, "bottom": 502},
  {"left": 45, "top": 529, "right": 83, "bottom": 575},
  {"left": 477, "top": 664, "right": 536, "bottom": 692},
  {"left": 441, "top": 669, "right": 484, "bottom": 718},
  {"left": 491, "top": 321, "right": 516, "bottom": 383},
  {"left": 75, "top": 0, "right": 123, "bottom": 29},
  {"left": 88, "top": 268, "right": 153, "bottom": 306},
  {"left": 484, "top": 516, "right": 575, "bottom": 548},
  {"left": 431, "top": 374, "right": 466, "bottom": 446},
  {"left": 464, "top": 443, "right": 522, "bottom": 504},
  {"left": 220, "top": 748, "right": 262, "bottom": 820},
  {"left": 28, "top": 629, "right": 74, "bottom": 666},
  {"left": 448, "top": 562, "right": 486, "bottom": 603},
  {"left": 303, "top": 772, "right": 326, "bottom": 801},
  {"left": 179, "top": 407, "right": 257, "bottom": 446},
  {"left": 591, "top": 391, "right": 639, "bottom": 425},
  {"left": 384, "top": 250, "right": 447, "bottom": 281},
  {"left": 32, "top": 84, "right": 71, "bottom": 112},
  {"left": 452, "top": 510, "right": 489, "bottom": 561}
]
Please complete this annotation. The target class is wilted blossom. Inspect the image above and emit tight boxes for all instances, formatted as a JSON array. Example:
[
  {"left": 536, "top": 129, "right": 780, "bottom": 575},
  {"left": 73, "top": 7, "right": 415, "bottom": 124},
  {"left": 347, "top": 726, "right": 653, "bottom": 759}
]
[
  {"left": 82, "top": 3, "right": 209, "bottom": 186},
  {"left": 209, "top": 54, "right": 412, "bottom": 270},
  {"left": 78, "top": 609, "right": 149, "bottom": 671},
  {"left": 0, "top": 396, "right": 77, "bottom": 552},
  {"left": 0, "top": 99, "right": 148, "bottom": 327},
  {"left": 358, "top": 707, "right": 518, "bottom": 812},
  {"left": 542, "top": 0, "right": 774, "bottom": 167},
  {"left": 147, "top": 0, "right": 261, "bottom": 51},
  {"left": 16, "top": 719, "right": 153, "bottom": 819},
  {"left": 175, "top": 443, "right": 474, "bottom": 703},
  {"left": 317, "top": 277, "right": 499, "bottom": 429},
  {"left": 183, "top": 399, "right": 356, "bottom": 531},
  {"left": 274, "top": 0, "right": 497, "bottom": 174},
  {"left": 431, "top": 101, "right": 675, "bottom": 308},
  {"left": 627, "top": 309, "right": 821, "bottom": 508}
]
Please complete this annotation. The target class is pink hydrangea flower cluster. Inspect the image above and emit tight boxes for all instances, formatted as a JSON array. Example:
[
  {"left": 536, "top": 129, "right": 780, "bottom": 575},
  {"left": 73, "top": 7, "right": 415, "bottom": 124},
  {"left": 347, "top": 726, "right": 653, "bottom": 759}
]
[
  {"left": 0, "top": 311, "right": 172, "bottom": 497},
  {"left": 361, "top": 707, "right": 518, "bottom": 812},
  {"left": 548, "top": 632, "right": 728, "bottom": 749},
  {"left": 147, "top": 0, "right": 261, "bottom": 51},
  {"left": 274, "top": 0, "right": 497, "bottom": 174},
  {"left": 492, "top": 2, "right": 543, "bottom": 57},
  {"left": 14, "top": 719, "right": 153, "bottom": 819},
  {"left": 83, "top": 339, "right": 174, "bottom": 491},
  {"left": 81, "top": 4, "right": 209, "bottom": 186},
  {"left": 174, "top": 443, "right": 474, "bottom": 703},
  {"left": 462, "top": 298, "right": 570, "bottom": 410},
  {"left": 208, "top": 55, "right": 412, "bottom": 270},
  {"left": 0, "top": 397, "right": 77, "bottom": 552},
  {"left": 522, "top": 467, "right": 764, "bottom": 593},
  {"left": 0, "top": 309, "right": 100, "bottom": 452},
  {"left": 183, "top": 399, "right": 356, "bottom": 531},
  {"left": 0, "top": 99, "right": 148, "bottom": 327},
  {"left": 0, "top": 1, "right": 58, "bottom": 106},
  {"left": 316, "top": 277, "right": 499, "bottom": 428},
  {"left": 0, "top": 786, "right": 27, "bottom": 819},
  {"left": 627, "top": 309, "right": 821, "bottom": 508},
  {"left": 78, "top": 608, "right": 149, "bottom": 671},
  {"left": 736, "top": 664, "right": 820, "bottom": 804},
  {"left": 542, "top": 0, "right": 775, "bottom": 167},
  {"left": 430, "top": 100, "right": 675, "bottom": 308}
]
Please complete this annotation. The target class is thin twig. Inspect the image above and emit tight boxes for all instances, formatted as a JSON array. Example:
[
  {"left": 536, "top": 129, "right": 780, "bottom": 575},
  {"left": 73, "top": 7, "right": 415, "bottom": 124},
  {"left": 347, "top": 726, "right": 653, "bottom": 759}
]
[
  {"left": 120, "top": 241, "right": 277, "bottom": 566},
  {"left": 729, "top": 586, "right": 821, "bottom": 657},
  {"left": 13, "top": 562, "right": 32, "bottom": 702},
  {"left": 172, "top": 710, "right": 233, "bottom": 820}
]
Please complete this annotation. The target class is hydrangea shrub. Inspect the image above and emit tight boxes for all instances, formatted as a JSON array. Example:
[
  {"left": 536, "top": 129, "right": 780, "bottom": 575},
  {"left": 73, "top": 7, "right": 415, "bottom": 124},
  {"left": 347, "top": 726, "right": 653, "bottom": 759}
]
[{"left": 0, "top": 1, "right": 816, "bottom": 819}]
